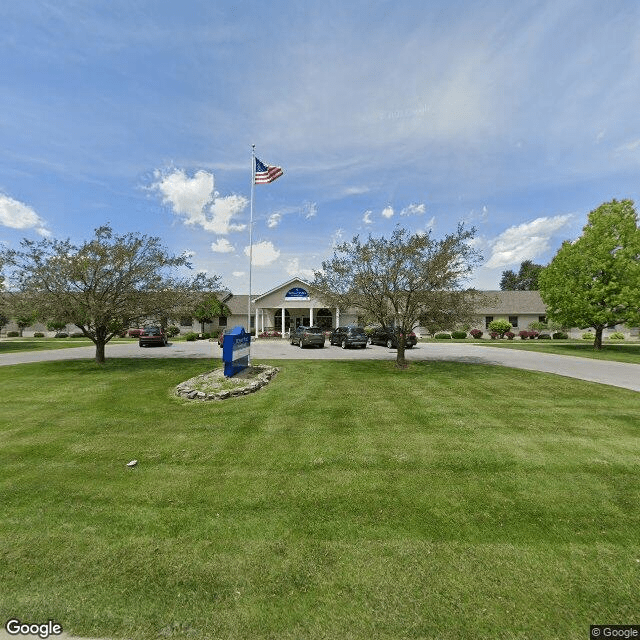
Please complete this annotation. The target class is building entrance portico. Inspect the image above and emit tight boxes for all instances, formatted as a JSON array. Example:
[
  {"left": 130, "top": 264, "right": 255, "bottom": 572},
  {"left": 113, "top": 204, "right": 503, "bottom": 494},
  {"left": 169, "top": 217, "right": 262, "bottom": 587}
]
[{"left": 252, "top": 278, "right": 358, "bottom": 337}]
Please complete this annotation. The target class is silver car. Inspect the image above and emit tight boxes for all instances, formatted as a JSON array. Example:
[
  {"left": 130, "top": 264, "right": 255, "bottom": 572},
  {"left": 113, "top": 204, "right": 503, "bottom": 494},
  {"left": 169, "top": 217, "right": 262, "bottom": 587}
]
[{"left": 290, "top": 326, "right": 326, "bottom": 348}]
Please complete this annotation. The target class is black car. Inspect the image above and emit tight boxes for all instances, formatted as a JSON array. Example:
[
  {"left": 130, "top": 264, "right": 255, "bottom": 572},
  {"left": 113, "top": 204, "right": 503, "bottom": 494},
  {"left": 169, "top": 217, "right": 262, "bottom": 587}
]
[
  {"left": 330, "top": 326, "right": 368, "bottom": 349},
  {"left": 368, "top": 327, "right": 417, "bottom": 349}
]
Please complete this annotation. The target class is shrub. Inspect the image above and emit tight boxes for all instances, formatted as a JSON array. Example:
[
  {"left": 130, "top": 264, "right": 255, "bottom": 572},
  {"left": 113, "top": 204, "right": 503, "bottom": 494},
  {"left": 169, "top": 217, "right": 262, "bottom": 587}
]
[
  {"left": 488, "top": 319, "right": 512, "bottom": 337},
  {"left": 582, "top": 332, "right": 595, "bottom": 340},
  {"left": 552, "top": 332, "right": 568, "bottom": 340},
  {"left": 434, "top": 333, "right": 452, "bottom": 339},
  {"left": 54, "top": 332, "right": 68, "bottom": 338},
  {"left": 609, "top": 332, "right": 625, "bottom": 340},
  {"left": 259, "top": 331, "right": 282, "bottom": 338},
  {"left": 7, "top": 331, "right": 19, "bottom": 337},
  {"left": 184, "top": 332, "right": 198, "bottom": 342},
  {"left": 70, "top": 332, "right": 85, "bottom": 338},
  {"left": 127, "top": 329, "right": 143, "bottom": 338},
  {"left": 538, "top": 333, "right": 551, "bottom": 339},
  {"left": 33, "top": 332, "right": 45, "bottom": 338},
  {"left": 166, "top": 325, "right": 180, "bottom": 338},
  {"left": 518, "top": 330, "right": 530, "bottom": 339},
  {"left": 470, "top": 329, "right": 483, "bottom": 339},
  {"left": 451, "top": 331, "right": 467, "bottom": 339},
  {"left": 505, "top": 331, "right": 515, "bottom": 340}
]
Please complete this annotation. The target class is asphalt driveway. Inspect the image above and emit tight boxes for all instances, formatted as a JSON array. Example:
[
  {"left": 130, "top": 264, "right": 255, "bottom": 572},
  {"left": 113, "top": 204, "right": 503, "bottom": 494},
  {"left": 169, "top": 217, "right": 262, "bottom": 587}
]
[{"left": 1, "top": 338, "right": 639, "bottom": 392}]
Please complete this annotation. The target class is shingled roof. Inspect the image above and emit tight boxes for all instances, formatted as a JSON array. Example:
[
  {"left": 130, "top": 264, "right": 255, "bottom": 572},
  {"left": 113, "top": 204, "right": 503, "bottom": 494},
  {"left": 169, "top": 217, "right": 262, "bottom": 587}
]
[{"left": 474, "top": 290, "right": 546, "bottom": 314}]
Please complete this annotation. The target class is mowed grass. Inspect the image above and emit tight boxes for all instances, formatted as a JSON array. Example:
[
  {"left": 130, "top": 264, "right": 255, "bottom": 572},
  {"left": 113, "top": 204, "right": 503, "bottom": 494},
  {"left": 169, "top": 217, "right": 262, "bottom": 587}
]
[
  {"left": 0, "top": 358, "right": 638, "bottom": 640},
  {"left": 469, "top": 340, "right": 640, "bottom": 364},
  {"left": 0, "top": 338, "right": 135, "bottom": 353}
]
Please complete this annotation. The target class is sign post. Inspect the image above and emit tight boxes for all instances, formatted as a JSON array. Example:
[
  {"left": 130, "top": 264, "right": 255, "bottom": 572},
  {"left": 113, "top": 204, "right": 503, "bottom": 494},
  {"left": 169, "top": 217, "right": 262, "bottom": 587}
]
[{"left": 222, "top": 326, "right": 251, "bottom": 377}]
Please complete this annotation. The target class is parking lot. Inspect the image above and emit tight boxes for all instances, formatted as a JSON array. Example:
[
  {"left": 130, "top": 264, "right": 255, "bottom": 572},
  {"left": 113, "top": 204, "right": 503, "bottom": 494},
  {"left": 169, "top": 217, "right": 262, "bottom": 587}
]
[{"left": 1, "top": 337, "right": 639, "bottom": 392}]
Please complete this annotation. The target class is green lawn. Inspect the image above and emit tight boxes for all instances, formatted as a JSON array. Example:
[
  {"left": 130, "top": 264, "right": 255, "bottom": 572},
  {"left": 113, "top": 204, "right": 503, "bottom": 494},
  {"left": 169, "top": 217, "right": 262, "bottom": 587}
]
[
  {"left": 0, "top": 337, "right": 134, "bottom": 353},
  {"left": 1, "top": 359, "right": 638, "bottom": 639},
  {"left": 419, "top": 338, "right": 640, "bottom": 364}
]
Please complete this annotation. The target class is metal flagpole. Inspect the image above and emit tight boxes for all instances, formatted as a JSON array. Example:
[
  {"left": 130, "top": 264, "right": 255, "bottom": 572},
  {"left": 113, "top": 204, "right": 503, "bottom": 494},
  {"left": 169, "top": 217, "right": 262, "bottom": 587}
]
[{"left": 248, "top": 144, "right": 255, "bottom": 364}]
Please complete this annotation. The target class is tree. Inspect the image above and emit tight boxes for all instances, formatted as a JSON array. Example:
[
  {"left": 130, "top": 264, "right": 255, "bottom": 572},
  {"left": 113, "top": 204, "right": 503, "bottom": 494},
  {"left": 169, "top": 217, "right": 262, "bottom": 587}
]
[
  {"left": 499, "top": 260, "right": 544, "bottom": 290},
  {"left": 193, "top": 294, "right": 230, "bottom": 334},
  {"left": 312, "top": 225, "right": 482, "bottom": 367},
  {"left": 3, "top": 225, "right": 221, "bottom": 363},
  {"left": 539, "top": 199, "right": 640, "bottom": 350}
]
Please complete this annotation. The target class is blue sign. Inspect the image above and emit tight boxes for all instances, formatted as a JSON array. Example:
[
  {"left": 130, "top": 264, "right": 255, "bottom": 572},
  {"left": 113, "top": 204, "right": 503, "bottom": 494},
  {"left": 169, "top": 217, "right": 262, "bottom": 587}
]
[
  {"left": 285, "top": 287, "right": 309, "bottom": 300},
  {"left": 222, "top": 326, "right": 251, "bottom": 377}
]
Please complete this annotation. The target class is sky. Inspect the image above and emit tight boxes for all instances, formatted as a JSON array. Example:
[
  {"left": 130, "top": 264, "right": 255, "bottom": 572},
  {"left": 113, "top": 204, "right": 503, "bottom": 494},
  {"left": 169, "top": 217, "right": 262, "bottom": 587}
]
[{"left": 2, "top": 0, "right": 640, "bottom": 294}]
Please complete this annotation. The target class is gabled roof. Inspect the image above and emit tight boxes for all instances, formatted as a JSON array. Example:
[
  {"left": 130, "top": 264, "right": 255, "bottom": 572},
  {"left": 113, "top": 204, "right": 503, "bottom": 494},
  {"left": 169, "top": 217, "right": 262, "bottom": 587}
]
[
  {"left": 474, "top": 290, "right": 546, "bottom": 314},
  {"left": 253, "top": 277, "right": 313, "bottom": 302}
]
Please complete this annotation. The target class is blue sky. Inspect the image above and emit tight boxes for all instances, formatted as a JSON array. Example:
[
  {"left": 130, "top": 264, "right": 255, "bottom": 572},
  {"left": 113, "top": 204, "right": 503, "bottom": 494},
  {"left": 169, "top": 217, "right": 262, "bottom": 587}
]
[{"left": 2, "top": 0, "right": 640, "bottom": 293}]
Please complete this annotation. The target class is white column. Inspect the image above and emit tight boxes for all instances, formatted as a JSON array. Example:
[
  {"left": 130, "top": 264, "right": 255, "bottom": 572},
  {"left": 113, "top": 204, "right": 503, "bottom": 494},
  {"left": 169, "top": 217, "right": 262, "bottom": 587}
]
[
  {"left": 336, "top": 307, "right": 340, "bottom": 328},
  {"left": 310, "top": 305, "right": 314, "bottom": 326},
  {"left": 281, "top": 307, "right": 286, "bottom": 338},
  {"left": 254, "top": 307, "right": 259, "bottom": 336}
]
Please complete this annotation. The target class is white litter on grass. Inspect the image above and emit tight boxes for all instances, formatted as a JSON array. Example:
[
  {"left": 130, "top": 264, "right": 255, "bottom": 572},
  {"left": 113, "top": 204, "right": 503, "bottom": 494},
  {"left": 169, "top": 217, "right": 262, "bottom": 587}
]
[{"left": 126, "top": 459, "right": 138, "bottom": 468}]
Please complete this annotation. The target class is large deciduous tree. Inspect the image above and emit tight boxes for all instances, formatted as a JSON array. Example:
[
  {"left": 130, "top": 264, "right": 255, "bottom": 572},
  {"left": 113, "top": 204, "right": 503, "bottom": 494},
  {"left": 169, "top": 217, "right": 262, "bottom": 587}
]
[
  {"left": 499, "top": 260, "right": 544, "bottom": 290},
  {"left": 312, "top": 225, "right": 482, "bottom": 367},
  {"left": 539, "top": 199, "right": 640, "bottom": 350},
  {"left": 3, "top": 225, "right": 221, "bottom": 362}
]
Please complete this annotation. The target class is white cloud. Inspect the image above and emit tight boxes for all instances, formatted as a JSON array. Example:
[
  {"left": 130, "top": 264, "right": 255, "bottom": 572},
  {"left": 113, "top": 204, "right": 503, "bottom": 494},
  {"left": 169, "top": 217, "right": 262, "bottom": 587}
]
[
  {"left": 152, "top": 168, "right": 247, "bottom": 235},
  {"left": 0, "top": 193, "right": 49, "bottom": 236},
  {"left": 208, "top": 195, "right": 248, "bottom": 234},
  {"left": 381, "top": 206, "right": 394, "bottom": 219},
  {"left": 400, "top": 203, "right": 426, "bottom": 216},
  {"left": 304, "top": 202, "right": 318, "bottom": 219},
  {"left": 362, "top": 210, "right": 373, "bottom": 224},
  {"left": 267, "top": 213, "right": 282, "bottom": 228},
  {"left": 211, "top": 238, "right": 234, "bottom": 253},
  {"left": 232, "top": 271, "right": 245, "bottom": 277},
  {"left": 330, "top": 228, "right": 345, "bottom": 247},
  {"left": 286, "top": 257, "right": 315, "bottom": 280},
  {"left": 416, "top": 216, "right": 436, "bottom": 235},
  {"left": 615, "top": 138, "right": 640, "bottom": 153},
  {"left": 485, "top": 215, "right": 572, "bottom": 268},
  {"left": 244, "top": 240, "right": 280, "bottom": 266}
]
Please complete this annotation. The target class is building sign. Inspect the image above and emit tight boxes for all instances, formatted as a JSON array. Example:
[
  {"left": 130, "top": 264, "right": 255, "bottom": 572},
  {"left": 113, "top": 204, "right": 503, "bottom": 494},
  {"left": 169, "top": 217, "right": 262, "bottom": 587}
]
[
  {"left": 222, "top": 326, "right": 250, "bottom": 377},
  {"left": 285, "top": 287, "right": 310, "bottom": 301}
]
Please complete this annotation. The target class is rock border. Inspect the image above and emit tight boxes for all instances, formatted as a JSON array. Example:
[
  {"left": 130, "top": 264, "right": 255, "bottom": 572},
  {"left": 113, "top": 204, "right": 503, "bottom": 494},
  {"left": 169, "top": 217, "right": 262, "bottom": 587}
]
[{"left": 174, "top": 364, "right": 279, "bottom": 401}]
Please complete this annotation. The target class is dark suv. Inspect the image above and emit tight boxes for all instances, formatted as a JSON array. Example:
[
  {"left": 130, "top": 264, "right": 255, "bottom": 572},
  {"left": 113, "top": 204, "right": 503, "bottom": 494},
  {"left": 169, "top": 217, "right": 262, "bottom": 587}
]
[
  {"left": 138, "top": 326, "right": 167, "bottom": 347},
  {"left": 368, "top": 327, "right": 417, "bottom": 349},
  {"left": 330, "top": 326, "right": 368, "bottom": 349},
  {"left": 290, "top": 326, "right": 325, "bottom": 348}
]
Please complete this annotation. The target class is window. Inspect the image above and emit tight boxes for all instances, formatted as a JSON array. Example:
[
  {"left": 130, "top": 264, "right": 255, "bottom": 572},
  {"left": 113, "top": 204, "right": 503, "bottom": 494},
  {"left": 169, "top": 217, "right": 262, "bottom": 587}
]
[
  {"left": 218, "top": 316, "right": 227, "bottom": 327},
  {"left": 180, "top": 317, "right": 193, "bottom": 326},
  {"left": 485, "top": 316, "right": 493, "bottom": 329},
  {"left": 538, "top": 315, "right": 547, "bottom": 324},
  {"left": 509, "top": 315, "right": 518, "bottom": 328}
]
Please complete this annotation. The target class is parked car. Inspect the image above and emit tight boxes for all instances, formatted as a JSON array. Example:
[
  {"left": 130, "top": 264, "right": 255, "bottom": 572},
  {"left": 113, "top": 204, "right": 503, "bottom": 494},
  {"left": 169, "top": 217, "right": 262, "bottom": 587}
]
[
  {"left": 138, "top": 326, "right": 167, "bottom": 347},
  {"left": 290, "top": 326, "right": 325, "bottom": 348},
  {"left": 330, "top": 326, "right": 368, "bottom": 349},
  {"left": 368, "top": 327, "right": 417, "bottom": 349}
]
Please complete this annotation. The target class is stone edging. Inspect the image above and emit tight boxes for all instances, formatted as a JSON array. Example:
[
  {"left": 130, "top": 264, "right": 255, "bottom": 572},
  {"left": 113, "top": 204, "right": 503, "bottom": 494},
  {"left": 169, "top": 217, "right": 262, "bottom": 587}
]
[{"left": 174, "top": 365, "right": 279, "bottom": 401}]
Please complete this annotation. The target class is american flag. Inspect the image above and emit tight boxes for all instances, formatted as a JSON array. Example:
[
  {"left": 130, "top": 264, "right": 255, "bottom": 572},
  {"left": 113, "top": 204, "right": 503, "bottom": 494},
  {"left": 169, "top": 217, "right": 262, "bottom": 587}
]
[{"left": 254, "top": 157, "right": 283, "bottom": 184}]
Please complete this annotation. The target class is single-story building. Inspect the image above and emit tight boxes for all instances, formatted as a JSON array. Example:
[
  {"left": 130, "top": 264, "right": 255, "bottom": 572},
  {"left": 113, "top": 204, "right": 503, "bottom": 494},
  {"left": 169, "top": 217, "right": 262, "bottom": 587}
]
[{"left": 2, "top": 279, "right": 637, "bottom": 339}]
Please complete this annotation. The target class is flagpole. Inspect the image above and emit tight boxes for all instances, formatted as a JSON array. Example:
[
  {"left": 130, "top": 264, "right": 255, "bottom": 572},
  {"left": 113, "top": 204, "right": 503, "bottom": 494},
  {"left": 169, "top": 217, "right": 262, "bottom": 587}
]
[{"left": 248, "top": 144, "right": 255, "bottom": 364}]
